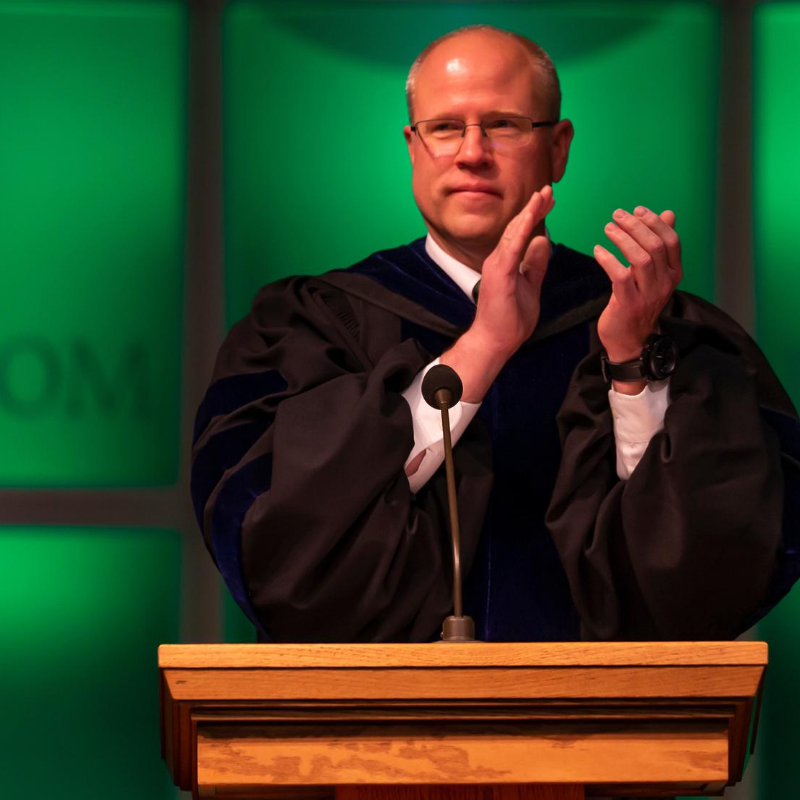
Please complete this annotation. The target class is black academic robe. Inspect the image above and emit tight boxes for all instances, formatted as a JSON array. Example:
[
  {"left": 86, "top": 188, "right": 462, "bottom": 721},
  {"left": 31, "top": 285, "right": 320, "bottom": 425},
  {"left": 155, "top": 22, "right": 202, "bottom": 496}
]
[{"left": 191, "top": 237, "right": 800, "bottom": 644}]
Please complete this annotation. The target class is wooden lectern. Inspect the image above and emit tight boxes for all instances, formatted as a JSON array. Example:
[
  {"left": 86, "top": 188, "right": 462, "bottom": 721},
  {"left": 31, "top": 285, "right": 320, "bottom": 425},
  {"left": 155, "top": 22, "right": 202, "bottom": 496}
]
[{"left": 159, "top": 642, "right": 766, "bottom": 799}]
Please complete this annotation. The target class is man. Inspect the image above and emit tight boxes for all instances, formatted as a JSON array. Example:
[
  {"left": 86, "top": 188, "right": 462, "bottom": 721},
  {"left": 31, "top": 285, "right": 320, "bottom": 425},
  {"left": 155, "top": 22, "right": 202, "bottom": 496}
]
[{"left": 192, "top": 26, "right": 800, "bottom": 644}]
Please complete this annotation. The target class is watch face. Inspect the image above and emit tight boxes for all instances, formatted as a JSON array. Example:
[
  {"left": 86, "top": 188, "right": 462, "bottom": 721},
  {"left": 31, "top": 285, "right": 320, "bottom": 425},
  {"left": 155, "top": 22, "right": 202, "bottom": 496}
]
[{"left": 648, "top": 336, "right": 678, "bottom": 379}]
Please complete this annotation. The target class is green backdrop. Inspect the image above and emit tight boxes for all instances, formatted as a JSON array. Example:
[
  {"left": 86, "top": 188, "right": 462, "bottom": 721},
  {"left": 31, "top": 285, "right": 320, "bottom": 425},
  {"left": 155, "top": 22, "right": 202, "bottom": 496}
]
[
  {"left": 753, "top": 5, "right": 800, "bottom": 799},
  {"left": 1, "top": 1, "right": 798, "bottom": 798},
  {"left": 223, "top": 0, "right": 719, "bottom": 326},
  {"left": 0, "top": 526, "right": 181, "bottom": 798},
  {"left": 0, "top": 1, "right": 187, "bottom": 797},
  {"left": 0, "top": 0, "right": 186, "bottom": 487}
]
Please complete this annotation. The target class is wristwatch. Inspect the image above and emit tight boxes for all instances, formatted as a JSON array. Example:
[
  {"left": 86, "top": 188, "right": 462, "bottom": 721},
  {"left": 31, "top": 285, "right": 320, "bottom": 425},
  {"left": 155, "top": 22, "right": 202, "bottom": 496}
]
[{"left": 601, "top": 334, "right": 678, "bottom": 383}]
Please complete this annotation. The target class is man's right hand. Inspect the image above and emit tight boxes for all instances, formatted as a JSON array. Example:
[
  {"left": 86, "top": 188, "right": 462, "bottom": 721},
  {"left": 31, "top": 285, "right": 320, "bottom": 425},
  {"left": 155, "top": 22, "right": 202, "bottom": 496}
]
[{"left": 440, "top": 185, "right": 554, "bottom": 403}]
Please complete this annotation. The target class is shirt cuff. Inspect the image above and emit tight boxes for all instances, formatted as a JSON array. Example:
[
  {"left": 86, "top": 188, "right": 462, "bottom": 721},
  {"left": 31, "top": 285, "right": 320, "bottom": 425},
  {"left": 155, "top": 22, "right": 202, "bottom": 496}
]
[
  {"left": 402, "top": 359, "right": 481, "bottom": 493},
  {"left": 608, "top": 379, "right": 670, "bottom": 480}
]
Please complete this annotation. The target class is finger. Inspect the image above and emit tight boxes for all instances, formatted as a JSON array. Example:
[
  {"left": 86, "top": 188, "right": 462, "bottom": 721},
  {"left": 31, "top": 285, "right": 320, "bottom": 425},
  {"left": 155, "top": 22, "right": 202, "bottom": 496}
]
[
  {"left": 540, "top": 184, "right": 555, "bottom": 220},
  {"left": 517, "top": 185, "right": 554, "bottom": 229},
  {"left": 593, "top": 244, "right": 638, "bottom": 304},
  {"left": 593, "top": 244, "right": 627, "bottom": 282},
  {"left": 603, "top": 220, "right": 656, "bottom": 294},
  {"left": 501, "top": 190, "right": 543, "bottom": 245},
  {"left": 537, "top": 184, "right": 554, "bottom": 216},
  {"left": 495, "top": 190, "right": 549, "bottom": 275},
  {"left": 609, "top": 208, "right": 669, "bottom": 295},
  {"left": 633, "top": 206, "right": 682, "bottom": 278},
  {"left": 491, "top": 184, "right": 555, "bottom": 281},
  {"left": 519, "top": 234, "right": 550, "bottom": 290},
  {"left": 610, "top": 208, "right": 670, "bottom": 285}
]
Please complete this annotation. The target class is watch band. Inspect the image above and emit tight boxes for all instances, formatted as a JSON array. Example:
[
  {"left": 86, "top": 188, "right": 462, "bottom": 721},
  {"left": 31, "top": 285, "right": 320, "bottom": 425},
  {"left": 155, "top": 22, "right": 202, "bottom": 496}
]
[
  {"left": 601, "top": 334, "right": 679, "bottom": 383},
  {"left": 601, "top": 357, "right": 648, "bottom": 382}
]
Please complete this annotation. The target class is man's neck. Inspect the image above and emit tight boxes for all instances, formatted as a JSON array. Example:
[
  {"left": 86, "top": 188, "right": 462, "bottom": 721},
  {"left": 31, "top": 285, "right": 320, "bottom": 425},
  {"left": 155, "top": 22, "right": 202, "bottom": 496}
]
[
  {"left": 425, "top": 230, "right": 490, "bottom": 272},
  {"left": 426, "top": 225, "right": 548, "bottom": 272}
]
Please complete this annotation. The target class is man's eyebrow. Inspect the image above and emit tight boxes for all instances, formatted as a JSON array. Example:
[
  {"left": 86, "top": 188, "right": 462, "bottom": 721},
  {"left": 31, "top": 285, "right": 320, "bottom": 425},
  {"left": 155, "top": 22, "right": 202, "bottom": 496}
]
[{"left": 421, "top": 109, "right": 526, "bottom": 119}]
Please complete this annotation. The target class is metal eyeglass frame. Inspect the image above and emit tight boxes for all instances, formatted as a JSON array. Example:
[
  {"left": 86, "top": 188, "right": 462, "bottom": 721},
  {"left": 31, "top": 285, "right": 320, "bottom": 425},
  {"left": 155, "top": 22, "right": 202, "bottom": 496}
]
[{"left": 410, "top": 116, "right": 557, "bottom": 153}]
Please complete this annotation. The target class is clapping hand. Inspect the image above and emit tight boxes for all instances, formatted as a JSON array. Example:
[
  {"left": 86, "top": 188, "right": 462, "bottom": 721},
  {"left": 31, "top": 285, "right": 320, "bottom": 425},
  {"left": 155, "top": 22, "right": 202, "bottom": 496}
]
[
  {"left": 593, "top": 207, "right": 683, "bottom": 384},
  {"left": 471, "top": 184, "right": 555, "bottom": 359},
  {"left": 440, "top": 185, "right": 555, "bottom": 404}
]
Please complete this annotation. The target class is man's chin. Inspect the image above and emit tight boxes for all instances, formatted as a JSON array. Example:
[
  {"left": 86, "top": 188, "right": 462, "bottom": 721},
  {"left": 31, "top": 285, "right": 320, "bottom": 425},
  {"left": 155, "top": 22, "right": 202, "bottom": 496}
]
[
  {"left": 443, "top": 218, "right": 503, "bottom": 248},
  {"left": 443, "top": 213, "right": 505, "bottom": 242}
]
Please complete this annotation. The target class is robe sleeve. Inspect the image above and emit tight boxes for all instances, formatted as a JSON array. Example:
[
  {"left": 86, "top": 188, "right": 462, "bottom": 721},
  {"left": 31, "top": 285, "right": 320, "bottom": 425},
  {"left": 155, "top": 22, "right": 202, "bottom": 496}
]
[
  {"left": 546, "top": 292, "right": 800, "bottom": 641},
  {"left": 191, "top": 276, "right": 493, "bottom": 642}
]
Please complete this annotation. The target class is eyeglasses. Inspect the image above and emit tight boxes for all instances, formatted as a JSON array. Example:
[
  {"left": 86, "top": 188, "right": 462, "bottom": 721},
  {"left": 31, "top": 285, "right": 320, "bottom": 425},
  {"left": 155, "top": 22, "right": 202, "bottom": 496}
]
[{"left": 410, "top": 116, "right": 556, "bottom": 156}]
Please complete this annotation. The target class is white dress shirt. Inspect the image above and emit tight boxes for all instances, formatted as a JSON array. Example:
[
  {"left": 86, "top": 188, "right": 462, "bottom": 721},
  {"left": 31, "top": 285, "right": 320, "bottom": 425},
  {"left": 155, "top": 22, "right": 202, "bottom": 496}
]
[{"left": 400, "top": 234, "right": 669, "bottom": 492}]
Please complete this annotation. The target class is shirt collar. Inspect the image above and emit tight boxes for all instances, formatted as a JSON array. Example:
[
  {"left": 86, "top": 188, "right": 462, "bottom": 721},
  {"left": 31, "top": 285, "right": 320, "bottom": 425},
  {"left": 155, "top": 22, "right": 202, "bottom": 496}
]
[
  {"left": 425, "top": 230, "right": 552, "bottom": 305},
  {"left": 424, "top": 235, "right": 481, "bottom": 302}
]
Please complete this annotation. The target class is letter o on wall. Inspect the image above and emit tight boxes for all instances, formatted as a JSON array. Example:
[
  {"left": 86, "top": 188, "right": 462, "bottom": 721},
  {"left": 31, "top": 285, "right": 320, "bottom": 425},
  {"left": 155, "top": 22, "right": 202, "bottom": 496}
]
[{"left": 0, "top": 337, "right": 61, "bottom": 417}]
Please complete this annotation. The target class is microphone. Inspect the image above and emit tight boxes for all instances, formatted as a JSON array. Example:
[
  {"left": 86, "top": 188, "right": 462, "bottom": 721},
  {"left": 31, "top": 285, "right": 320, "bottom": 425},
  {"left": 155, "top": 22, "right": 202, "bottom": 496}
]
[
  {"left": 422, "top": 364, "right": 476, "bottom": 643},
  {"left": 421, "top": 363, "right": 463, "bottom": 409}
]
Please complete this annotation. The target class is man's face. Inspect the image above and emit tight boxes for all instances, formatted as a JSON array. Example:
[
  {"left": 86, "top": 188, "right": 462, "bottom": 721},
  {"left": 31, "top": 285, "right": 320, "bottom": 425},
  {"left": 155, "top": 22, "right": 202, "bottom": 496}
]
[{"left": 404, "top": 32, "right": 573, "bottom": 265}]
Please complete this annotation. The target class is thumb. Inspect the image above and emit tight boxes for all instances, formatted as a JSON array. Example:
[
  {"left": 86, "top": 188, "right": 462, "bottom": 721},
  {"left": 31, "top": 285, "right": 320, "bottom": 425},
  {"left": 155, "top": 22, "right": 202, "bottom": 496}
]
[{"left": 519, "top": 235, "right": 550, "bottom": 289}]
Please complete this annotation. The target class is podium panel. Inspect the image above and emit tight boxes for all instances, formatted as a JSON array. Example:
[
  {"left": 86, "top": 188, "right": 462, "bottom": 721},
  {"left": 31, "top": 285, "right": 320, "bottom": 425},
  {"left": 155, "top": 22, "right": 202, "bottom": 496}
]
[{"left": 159, "top": 642, "right": 765, "bottom": 799}]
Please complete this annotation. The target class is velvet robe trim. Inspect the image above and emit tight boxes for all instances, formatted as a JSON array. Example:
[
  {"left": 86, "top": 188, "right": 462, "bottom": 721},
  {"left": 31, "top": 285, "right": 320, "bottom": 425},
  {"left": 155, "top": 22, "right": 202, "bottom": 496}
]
[{"left": 320, "top": 236, "right": 612, "bottom": 338}]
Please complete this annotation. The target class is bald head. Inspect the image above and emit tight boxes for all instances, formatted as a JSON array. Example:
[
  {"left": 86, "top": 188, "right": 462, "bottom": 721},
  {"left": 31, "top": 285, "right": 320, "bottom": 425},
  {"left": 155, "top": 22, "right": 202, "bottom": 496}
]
[
  {"left": 406, "top": 25, "right": 561, "bottom": 123},
  {"left": 402, "top": 23, "right": 574, "bottom": 270}
]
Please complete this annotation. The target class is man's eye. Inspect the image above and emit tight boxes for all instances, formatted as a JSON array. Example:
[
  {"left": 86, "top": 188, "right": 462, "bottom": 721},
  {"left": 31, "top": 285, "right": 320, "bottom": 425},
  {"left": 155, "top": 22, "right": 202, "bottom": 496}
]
[
  {"left": 430, "top": 121, "right": 461, "bottom": 133},
  {"left": 486, "top": 118, "right": 517, "bottom": 130}
]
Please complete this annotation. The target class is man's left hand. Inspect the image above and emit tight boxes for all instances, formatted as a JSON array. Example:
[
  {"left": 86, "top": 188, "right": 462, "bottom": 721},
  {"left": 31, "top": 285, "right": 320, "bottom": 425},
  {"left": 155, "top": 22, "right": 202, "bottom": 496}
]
[{"left": 593, "top": 206, "right": 683, "bottom": 393}]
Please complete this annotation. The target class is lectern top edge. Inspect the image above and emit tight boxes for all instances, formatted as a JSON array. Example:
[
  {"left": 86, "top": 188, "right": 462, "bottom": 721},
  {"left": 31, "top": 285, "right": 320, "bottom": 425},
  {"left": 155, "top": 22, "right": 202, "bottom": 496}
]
[{"left": 158, "top": 640, "right": 767, "bottom": 669}]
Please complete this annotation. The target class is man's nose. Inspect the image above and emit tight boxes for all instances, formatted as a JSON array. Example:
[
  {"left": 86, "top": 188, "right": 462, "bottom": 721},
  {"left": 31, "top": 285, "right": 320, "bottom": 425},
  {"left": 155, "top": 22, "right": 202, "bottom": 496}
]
[{"left": 455, "top": 123, "right": 493, "bottom": 165}]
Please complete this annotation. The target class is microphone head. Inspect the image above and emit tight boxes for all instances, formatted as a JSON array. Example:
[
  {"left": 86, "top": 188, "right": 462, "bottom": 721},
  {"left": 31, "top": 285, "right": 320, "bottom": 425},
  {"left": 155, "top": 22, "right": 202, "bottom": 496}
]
[{"left": 421, "top": 364, "right": 463, "bottom": 409}]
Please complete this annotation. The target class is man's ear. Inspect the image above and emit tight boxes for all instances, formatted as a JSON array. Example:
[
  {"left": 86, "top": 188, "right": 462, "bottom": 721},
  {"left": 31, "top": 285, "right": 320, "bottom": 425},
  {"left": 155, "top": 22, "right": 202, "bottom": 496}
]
[
  {"left": 404, "top": 125, "right": 415, "bottom": 166},
  {"left": 550, "top": 119, "right": 574, "bottom": 184}
]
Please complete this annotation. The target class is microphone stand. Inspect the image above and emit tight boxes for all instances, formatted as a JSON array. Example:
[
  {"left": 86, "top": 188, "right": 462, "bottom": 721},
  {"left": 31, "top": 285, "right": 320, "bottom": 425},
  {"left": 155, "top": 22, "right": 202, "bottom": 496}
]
[{"left": 422, "top": 365, "right": 476, "bottom": 643}]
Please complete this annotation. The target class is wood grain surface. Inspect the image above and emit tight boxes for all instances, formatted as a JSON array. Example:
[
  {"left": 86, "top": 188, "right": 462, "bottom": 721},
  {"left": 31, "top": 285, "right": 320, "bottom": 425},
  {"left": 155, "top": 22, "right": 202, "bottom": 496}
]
[
  {"left": 159, "top": 642, "right": 767, "bottom": 669},
  {"left": 337, "top": 784, "right": 584, "bottom": 800},
  {"left": 195, "top": 721, "right": 728, "bottom": 787},
  {"left": 158, "top": 642, "right": 766, "bottom": 798},
  {"left": 163, "top": 666, "right": 763, "bottom": 702}
]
